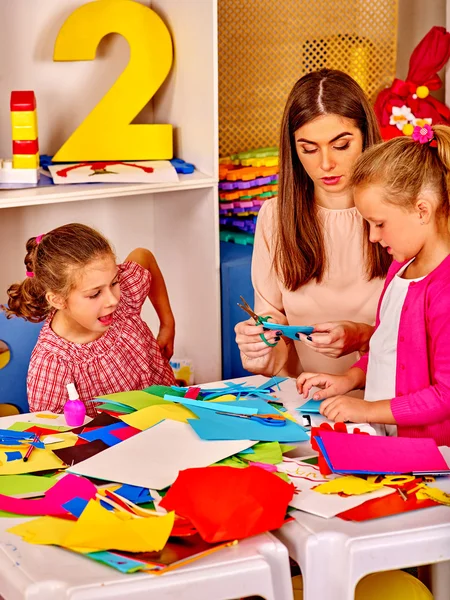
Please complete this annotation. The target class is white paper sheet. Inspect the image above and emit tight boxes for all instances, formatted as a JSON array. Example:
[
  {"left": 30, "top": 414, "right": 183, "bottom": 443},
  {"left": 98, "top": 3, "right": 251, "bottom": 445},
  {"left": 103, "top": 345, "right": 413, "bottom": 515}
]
[{"left": 68, "top": 421, "right": 255, "bottom": 490}]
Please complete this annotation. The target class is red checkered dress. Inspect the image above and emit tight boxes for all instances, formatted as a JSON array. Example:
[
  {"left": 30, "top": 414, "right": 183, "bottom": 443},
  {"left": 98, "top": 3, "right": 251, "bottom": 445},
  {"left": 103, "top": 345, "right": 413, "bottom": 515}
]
[{"left": 27, "top": 261, "right": 176, "bottom": 416}]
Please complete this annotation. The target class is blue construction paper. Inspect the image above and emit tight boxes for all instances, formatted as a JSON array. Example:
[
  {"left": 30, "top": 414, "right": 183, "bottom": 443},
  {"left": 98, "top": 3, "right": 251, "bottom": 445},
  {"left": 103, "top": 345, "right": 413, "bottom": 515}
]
[
  {"left": 62, "top": 497, "right": 89, "bottom": 518},
  {"left": 187, "top": 399, "right": 309, "bottom": 443},
  {"left": 99, "top": 499, "right": 115, "bottom": 512},
  {"left": 163, "top": 395, "right": 258, "bottom": 415},
  {"left": 86, "top": 550, "right": 148, "bottom": 573},
  {"left": 78, "top": 423, "right": 129, "bottom": 447},
  {"left": 115, "top": 484, "right": 154, "bottom": 505},
  {"left": 5, "top": 451, "right": 22, "bottom": 461},
  {"left": 237, "top": 447, "right": 255, "bottom": 455},
  {"left": 297, "top": 399, "right": 323, "bottom": 414}
]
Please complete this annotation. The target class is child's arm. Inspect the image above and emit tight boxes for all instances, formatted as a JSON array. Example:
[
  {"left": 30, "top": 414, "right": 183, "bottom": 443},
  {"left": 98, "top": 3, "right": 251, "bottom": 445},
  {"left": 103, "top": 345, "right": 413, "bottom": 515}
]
[{"left": 125, "top": 248, "right": 175, "bottom": 359}]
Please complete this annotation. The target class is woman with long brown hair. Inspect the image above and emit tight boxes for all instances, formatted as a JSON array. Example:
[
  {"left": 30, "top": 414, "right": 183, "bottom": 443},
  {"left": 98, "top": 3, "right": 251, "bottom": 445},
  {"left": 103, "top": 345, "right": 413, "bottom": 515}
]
[{"left": 235, "top": 69, "right": 391, "bottom": 378}]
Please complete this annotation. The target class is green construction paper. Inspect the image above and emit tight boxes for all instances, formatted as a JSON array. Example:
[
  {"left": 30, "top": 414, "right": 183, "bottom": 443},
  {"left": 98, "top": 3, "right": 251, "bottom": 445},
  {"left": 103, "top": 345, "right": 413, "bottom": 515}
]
[
  {"left": 237, "top": 441, "right": 283, "bottom": 465},
  {"left": 0, "top": 474, "right": 57, "bottom": 496},
  {"left": 8, "top": 422, "right": 70, "bottom": 433},
  {"left": 0, "top": 474, "right": 59, "bottom": 517},
  {"left": 279, "top": 444, "right": 296, "bottom": 454},
  {"left": 95, "top": 403, "right": 134, "bottom": 414},
  {"left": 143, "top": 386, "right": 186, "bottom": 399},
  {"left": 274, "top": 472, "right": 290, "bottom": 483},
  {"left": 98, "top": 391, "right": 165, "bottom": 411},
  {"left": 213, "top": 456, "right": 248, "bottom": 469},
  {"left": 301, "top": 456, "right": 319, "bottom": 465}
]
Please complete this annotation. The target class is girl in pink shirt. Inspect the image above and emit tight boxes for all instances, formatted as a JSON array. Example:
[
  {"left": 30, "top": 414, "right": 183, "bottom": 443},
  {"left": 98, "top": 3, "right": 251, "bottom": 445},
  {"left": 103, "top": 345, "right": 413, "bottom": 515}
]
[
  {"left": 298, "top": 125, "right": 450, "bottom": 445},
  {"left": 5, "top": 223, "right": 176, "bottom": 416}
]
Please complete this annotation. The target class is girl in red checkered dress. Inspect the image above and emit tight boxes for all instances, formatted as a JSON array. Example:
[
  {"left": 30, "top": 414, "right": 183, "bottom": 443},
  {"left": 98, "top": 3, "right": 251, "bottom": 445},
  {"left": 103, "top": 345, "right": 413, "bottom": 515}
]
[{"left": 5, "top": 223, "right": 176, "bottom": 416}]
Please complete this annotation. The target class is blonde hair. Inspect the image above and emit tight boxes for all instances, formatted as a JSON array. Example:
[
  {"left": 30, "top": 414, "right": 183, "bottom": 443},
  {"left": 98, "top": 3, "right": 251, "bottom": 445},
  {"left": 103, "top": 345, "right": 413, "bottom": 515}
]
[
  {"left": 5, "top": 223, "right": 115, "bottom": 322},
  {"left": 351, "top": 125, "right": 450, "bottom": 214}
]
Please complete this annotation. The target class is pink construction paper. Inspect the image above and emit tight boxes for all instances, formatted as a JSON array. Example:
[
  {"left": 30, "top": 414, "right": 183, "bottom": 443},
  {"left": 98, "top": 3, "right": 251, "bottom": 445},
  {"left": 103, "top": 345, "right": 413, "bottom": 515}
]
[
  {"left": 249, "top": 461, "right": 278, "bottom": 473},
  {"left": 319, "top": 430, "right": 449, "bottom": 474},
  {"left": 0, "top": 474, "right": 97, "bottom": 516}
]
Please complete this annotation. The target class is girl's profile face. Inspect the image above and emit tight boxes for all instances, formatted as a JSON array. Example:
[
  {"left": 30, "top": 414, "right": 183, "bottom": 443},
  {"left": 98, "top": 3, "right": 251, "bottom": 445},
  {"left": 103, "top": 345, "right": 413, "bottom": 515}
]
[
  {"left": 59, "top": 254, "right": 120, "bottom": 342},
  {"left": 355, "top": 184, "right": 427, "bottom": 262},
  {"left": 294, "top": 114, "right": 363, "bottom": 199}
]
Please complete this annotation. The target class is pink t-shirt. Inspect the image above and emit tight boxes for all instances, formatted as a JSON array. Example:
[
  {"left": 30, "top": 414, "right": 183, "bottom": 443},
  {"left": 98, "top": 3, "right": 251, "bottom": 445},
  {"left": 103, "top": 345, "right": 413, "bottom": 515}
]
[{"left": 27, "top": 261, "right": 175, "bottom": 416}]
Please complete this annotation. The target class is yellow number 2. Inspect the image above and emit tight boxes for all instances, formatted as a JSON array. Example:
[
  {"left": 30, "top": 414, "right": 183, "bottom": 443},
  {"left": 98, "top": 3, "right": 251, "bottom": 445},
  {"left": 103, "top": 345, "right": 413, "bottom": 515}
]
[{"left": 53, "top": 0, "right": 173, "bottom": 162}]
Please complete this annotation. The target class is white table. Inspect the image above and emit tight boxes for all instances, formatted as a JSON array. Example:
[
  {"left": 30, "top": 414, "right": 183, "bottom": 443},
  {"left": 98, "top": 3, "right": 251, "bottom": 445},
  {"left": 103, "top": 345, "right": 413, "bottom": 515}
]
[{"left": 0, "top": 380, "right": 295, "bottom": 600}]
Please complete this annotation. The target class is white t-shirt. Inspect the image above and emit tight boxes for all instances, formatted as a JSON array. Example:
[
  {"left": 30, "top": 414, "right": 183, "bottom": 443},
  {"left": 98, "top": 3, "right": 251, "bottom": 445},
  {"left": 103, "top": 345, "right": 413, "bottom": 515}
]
[{"left": 365, "top": 259, "right": 424, "bottom": 435}]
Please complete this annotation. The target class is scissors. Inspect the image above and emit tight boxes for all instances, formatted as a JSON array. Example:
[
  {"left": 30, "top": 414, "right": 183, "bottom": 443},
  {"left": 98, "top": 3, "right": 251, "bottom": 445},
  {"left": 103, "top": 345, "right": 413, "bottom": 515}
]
[
  {"left": 215, "top": 411, "right": 287, "bottom": 426},
  {"left": 237, "top": 296, "right": 314, "bottom": 347}
]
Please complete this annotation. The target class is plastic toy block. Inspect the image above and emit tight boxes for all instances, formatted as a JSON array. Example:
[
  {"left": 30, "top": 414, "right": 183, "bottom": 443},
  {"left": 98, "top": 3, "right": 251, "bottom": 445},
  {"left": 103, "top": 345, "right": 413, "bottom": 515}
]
[
  {"left": 230, "top": 147, "right": 279, "bottom": 160},
  {"left": 11, "top": 112, "right": 38, "bottom": 141},
  {"left": 13, "top": 139, "right": 39, "bottom": 155},
  {"left": 10, "top": 91, "right": 36, "bottom": 112},
  {"left": 170, "top": 158, "right": 195, "bottom": 174},
  {"left": 13, "top": 152, "right": 39, "bottom": 169},
  {"left": 241, "top": 156, "right": 279, "bottom": 168},
  {"left": 0, "top": 159, "right": 39, "bottom": 184}
]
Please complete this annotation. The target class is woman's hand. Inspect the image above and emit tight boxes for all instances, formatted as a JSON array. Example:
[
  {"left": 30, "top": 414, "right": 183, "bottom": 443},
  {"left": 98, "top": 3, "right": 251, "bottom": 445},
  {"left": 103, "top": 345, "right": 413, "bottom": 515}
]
[
  {"left": 234, "top": 318, "right": 281, "bottom": 361},
  {"left": 297, "top": 367, "right": 365, "bottom": 399},
  {"left": 320, "top": 395, "right": 371, "bottom": 423},
  {"left": 157, "top": 321, "right": 175, "bottom": 360},
  {"left": 297, "top": 321, "right": 374, "bottom": 358}
]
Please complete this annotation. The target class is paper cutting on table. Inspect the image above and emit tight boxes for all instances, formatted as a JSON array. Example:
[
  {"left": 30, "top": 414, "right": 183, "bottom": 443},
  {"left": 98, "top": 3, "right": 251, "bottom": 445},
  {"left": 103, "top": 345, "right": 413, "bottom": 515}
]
[{"left": 68, "top": 421, "right": 255, "bottom": 490}]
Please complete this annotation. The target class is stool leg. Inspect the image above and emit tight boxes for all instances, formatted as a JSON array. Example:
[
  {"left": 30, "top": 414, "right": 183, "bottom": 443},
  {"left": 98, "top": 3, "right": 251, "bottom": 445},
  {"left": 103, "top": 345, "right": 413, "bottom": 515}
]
[{"left": 431, "top": 560, "right": 450, "bottom": 600}]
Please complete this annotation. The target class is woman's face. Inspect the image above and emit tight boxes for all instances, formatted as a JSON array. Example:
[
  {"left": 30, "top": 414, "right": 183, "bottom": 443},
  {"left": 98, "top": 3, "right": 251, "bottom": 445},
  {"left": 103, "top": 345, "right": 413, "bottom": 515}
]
[{"left": 294, "top": 114, "right": 364, "bottom": 196}]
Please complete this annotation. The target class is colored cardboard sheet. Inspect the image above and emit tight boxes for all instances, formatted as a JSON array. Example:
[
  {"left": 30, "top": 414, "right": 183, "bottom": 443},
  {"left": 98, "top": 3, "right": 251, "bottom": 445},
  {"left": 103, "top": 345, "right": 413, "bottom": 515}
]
[
  {"left": 9, "top": 500, "right": 175, "bottom": 553},
  {"left": 120, "top": 403, "right": 196, "bottom": 431},
  {"left": 114, "top": 484, "right": 153, "bottom": 505},
  {"left": 278, "top": 457, "right": 395, "bottom": 519},
  {"left": 298, "top": 399, "right": 323, "bottom": 414},
  {"left": 0, "top": 474, "right": 96, "bottom": 517},
  {"left": 237, "top": 441, "right": 284, "bottom": 464},
  {"left": 143, "top": 385, "right": 185, "bottom": 399},
  {"left": 41, "top": 432, "right": 79, "bottom": 450},
  {"left": 160, "top": 466, "right": 295, "bottom": 542},
  {"left": 95, "top": 403, "right": 134, "bottom": 415},
  {"left": 110, "top": 426, "right": 140, "bottom": 442},
  {"left": 0, "top": 446, "right": 64, "bottom": 475},
  {"left": 85, "top": 550, "right": 149, "bottom": 573},
  {"left": 337, "top": 490, "right": 437, "bottom": 521},
  {"left": 98, "top": 390, "right": 170, "bottom": 411},
  {"left": 187, "top": 399, "right": 309, "bottom": 443},
  {"left": 5, "top": 451, "right": 22, "bottom": 461},
  {"left": 53, "top": 439, "right": 109, "bottom": 466},
  {"left": 164, "top": 395, "right": 259, "bottom": 415},
  {"left": 78, "top": 422, "right": 129, "bottom": 446},
  {"left": 68, "top": 421, "right": 256, "bottom": 490},
  {"left": 317, "top": 431, "right": 449, "bottom": 475},
  {"left": 35, "top": 413, "right": 59, "bottom": 419},
  {"left": 8, "top": 422, "right": 70, "bottom": 433},
  {"left": 82, "top": 413, "right": 121, "bottom": 429},
  {"left": 0, "top": 474, "right": 57, "bottom": 498}
]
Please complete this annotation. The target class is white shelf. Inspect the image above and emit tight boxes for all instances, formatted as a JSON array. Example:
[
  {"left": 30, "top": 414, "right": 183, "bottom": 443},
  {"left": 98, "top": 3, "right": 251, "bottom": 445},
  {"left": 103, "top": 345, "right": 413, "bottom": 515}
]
[{"left": 0, "top": 170, "right": 216, "bottom": 209}]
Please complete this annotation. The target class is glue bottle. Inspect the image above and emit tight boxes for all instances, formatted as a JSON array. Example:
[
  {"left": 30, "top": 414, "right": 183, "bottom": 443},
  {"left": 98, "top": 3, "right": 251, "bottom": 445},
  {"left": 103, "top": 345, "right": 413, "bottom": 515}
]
[{"left": 64, "top": 382, "right": 86, "bottom": 426}]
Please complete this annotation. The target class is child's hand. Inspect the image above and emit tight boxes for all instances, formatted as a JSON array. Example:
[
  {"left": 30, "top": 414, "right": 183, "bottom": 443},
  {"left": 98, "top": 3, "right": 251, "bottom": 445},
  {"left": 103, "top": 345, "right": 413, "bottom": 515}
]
[
  {"left": 296, "top": 371, "right": 357, "bottom": 400},
  {"left": 320, "top": 395, "right": 371, "bottom": 423},
  {"left": 157, "top": 323, "right": 175, "bottom": 360}
]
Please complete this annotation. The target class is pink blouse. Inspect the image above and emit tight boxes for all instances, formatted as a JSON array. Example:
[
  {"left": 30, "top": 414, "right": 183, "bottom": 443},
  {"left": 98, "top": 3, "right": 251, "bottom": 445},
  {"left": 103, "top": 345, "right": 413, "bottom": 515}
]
[{"left": 242, "top": 199, "right": 385, "bottom": 377}]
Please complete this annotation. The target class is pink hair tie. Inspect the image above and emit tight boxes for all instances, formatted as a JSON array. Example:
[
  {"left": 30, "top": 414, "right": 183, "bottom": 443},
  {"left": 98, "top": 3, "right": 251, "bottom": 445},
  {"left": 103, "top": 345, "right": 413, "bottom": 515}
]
[
  {"left": 26, "top": 271, "right": 35, "bottom": 278},
  {"left": 35, "top": 234, "right": 44, "bottom": 244}
]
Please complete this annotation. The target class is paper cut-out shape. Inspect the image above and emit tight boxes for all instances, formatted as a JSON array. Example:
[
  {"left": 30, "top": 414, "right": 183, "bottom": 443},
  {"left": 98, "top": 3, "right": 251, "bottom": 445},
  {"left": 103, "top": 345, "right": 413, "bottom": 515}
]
[
  {"left": 0, "top": 474, "right": 96, "bottom": 516},
  {"left": 187, "top": 399, "right": 308, "bottom": 443},
  {"left": 120, "top": 403, "right": 195, "bottom": 431},
  {"left": 313, "top": 476, "right": 384, "bottom": 496},
  {"left": 160, "top": 466, "right": 295, "bottom": 542},
  {"left": 53, "top": 439, "right": 109, "bottom": 466},
  {"left": 5, "top": 451, "right": 22, "bottom": 461},
  {"left": 68, "top": 421, "right": 255, "bottom": 490},
  {"left": 0, "top": 446, "right": 64, "bottom": 475}
]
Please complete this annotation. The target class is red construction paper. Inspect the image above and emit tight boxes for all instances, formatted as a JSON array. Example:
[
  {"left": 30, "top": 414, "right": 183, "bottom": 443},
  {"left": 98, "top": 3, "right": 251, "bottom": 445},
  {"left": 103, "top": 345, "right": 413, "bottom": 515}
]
[
  {"left": 160, "top": 466, "right": 295, "bottom": 543},
  {"left": 110, "top": 426, "right": 141, "bottom": 441},
  {"left": 0, "top": 474, "right": 96, "bottom": 516},
  {"left": 337, "top": 490, "right": 436, "bottom": 521}
]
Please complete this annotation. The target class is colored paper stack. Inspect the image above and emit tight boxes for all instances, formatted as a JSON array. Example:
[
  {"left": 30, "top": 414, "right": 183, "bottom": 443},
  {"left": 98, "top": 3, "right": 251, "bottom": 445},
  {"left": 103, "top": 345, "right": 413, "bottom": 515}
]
[{"left": 219, "top": 147, "right": 279, "bottom": 245}]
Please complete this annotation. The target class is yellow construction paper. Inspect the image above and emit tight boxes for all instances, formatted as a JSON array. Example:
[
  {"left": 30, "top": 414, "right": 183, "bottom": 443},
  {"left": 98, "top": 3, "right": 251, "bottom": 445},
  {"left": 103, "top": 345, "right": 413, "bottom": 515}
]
[
  {"left": 63, "top": 500, "right": 175, "bottom": 552},
  {"left": 0, "top": 447, "right": 64, "bottom": 475},
  {"left": 206, "top": 394, "right": 237, "bottom": 403},
  {"left": 417, "top": 486, "right": 450, "bottom": 506},
  {"left": 9, "top": 500, "right": 175, "bottom": 553},
  {"left": 314, "top": 476, "right": 384, "bottom": 496},
  {"left": 41, "top": 432, "right": 79, "bottom": 451},
  {"left": 120, "top": 403, "right": 197, "bottom": 431},
  {"left": 35, "top": 413, "right": 59, "bottom": 420}
]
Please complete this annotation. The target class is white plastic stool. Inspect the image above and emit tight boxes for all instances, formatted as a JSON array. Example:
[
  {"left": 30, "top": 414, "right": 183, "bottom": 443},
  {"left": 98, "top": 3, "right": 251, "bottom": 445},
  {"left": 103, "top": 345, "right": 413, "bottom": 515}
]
[
  {"left": 274, "top": 506, "right": 450, "bottom": 600},
  {"left": 0, "top": 517, "right": 293, "bottom": 600}
]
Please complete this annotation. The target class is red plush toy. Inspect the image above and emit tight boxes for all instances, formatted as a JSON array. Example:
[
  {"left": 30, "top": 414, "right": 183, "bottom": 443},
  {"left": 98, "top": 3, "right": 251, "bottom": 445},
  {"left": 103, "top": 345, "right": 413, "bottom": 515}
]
[{"left": 374, "top": 26, "right": 450, "bottom": 140}]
